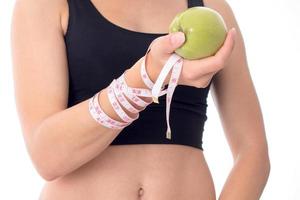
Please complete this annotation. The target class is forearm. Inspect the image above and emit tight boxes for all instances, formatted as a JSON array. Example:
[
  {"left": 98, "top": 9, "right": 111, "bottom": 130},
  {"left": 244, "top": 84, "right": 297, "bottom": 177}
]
[
  {"left": 31, "top": 56, "right": 160, "bottom": 181},
  {"left": 218, "top": 147, "right": 271, "bottom": 200}
]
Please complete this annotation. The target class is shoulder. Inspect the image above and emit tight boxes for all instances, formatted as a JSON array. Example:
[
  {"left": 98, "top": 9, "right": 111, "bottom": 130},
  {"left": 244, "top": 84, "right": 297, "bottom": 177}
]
[
  {"left": 202, "top": 0, "right": 236, "bottom": 30},
  {"left": 13, "top": 0, "right": 66, "bottom": 14},
  {"left": 201, "top": 0, "right": 252, "bottom": 104},
  {"left": 202, "top": 0, "right": 248, "bottom": 88},
  {"left": 13, "top": 0, "right": 68, "bottom": 34}
]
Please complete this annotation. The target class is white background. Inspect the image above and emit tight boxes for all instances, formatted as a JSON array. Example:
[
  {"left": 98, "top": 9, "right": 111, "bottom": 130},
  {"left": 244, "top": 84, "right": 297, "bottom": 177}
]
[{"left": 1, "top": 0, "right": 299, "bottom": 199}]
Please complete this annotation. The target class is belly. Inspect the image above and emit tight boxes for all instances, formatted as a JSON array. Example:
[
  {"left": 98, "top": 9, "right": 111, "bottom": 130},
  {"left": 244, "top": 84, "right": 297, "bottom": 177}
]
[{"left": 39, "top": 144, "right": 216, "bottom": 200}]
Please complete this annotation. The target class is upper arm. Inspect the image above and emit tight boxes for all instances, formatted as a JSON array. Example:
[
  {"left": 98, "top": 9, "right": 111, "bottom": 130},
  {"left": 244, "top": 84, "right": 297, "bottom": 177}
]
[
  {"left": 203, "top": 0, "right": 268, "bottom": 158},
  {"left": 11, "top": 0, "right": 69, "bottom": 149}
]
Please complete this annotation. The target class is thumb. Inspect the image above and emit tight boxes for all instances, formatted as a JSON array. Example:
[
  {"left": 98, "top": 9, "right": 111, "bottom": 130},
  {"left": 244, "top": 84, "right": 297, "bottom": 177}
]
[{"left": 154, "top": 31, "right": 186, "bottom": 56}]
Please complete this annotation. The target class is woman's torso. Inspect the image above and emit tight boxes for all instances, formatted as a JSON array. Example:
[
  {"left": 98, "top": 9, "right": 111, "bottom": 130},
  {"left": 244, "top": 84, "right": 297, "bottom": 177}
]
[
  {"left": 40, "top": 145, "right": 215, "bottom": 199},
  {"left": 39, "top": 0, "right": 216, "bottom": 199}
]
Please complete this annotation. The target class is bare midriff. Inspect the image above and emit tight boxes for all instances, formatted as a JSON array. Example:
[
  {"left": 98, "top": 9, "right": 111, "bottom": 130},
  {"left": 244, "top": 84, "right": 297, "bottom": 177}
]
[{"left": 39, "top": 144, "right": 216, "bottom": 200}]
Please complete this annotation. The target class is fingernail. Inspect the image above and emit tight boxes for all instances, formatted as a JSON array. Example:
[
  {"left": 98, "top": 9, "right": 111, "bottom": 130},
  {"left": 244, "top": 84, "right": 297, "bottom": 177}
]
[{"left": 171, "top": 32, "right": 185, "bottom": 45}]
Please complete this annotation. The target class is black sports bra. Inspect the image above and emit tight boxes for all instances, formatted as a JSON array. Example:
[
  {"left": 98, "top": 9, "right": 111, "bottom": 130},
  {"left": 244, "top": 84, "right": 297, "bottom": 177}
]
[{"left": 64, "top": 0, "right": 211, "bottom": 151}]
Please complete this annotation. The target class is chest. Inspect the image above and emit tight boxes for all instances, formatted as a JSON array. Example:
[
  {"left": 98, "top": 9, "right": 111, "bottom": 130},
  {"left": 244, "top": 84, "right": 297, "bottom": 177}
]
[
  {"left": 63, "top": 0, "right": 208, "bottom": 108},
  {"left": 89, "top": 0, "right": 188, "bottom": 34}
]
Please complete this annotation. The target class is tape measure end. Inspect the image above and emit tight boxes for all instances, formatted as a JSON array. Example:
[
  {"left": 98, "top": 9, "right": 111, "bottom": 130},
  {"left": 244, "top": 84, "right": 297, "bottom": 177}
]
[
  {"left": 166, "top": 131, "right": 171, "bottom": 140},
  {"left": 152, "top": 97, "right": 159, "bottom": 104}
]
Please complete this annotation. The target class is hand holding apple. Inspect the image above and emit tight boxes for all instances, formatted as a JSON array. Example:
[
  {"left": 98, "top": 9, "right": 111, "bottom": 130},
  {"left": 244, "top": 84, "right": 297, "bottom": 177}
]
[
  {"left": 177, "top": 27, "right": 236, "bottom": 88},
  {"left": 141, "top": 7, "right": 236, "bottom": 139},
  {"left": 169, "top": 6, "right": 228, "bottom": 60},
  {"left": 145, "top": 27, "right": 236, "bottom": 88}
]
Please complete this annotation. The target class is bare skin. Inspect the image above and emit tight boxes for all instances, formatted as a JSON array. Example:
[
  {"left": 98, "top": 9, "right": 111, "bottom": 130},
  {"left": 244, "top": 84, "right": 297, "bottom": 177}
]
[
  {"left": 39, "top": 0, "right": 216, "bottom": 199},
  {"left": 11, "top": 0, "right": 269, "bottom": 199}
]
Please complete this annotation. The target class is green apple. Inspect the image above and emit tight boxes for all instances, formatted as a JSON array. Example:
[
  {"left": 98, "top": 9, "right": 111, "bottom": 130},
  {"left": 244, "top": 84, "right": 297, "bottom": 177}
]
[{"left": 169, "top": 7, "right": 228, "bottom": 60}]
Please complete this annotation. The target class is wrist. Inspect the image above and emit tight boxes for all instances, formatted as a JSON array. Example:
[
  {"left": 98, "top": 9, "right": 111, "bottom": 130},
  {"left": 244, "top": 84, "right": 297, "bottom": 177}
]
[
  {"left": 126, "top": 58, "right": 149, "bottom": 89},
  {"left": 146, "top": 53, "right": 172, "bottom": 86},
  {"left": 124, "top": 61, "right": 153, "bottom": 104}
]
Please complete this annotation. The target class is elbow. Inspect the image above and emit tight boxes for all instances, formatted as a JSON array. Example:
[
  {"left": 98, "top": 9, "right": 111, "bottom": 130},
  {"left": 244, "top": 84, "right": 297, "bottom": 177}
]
[
  {"left": 29, "top": 127, "right": 64, "bottom": 182},
  {"left": 257, "top": 143, "right": 271, "bottom": 175},
  {"left": 258, "top": 148, "right": 271, "bottom": 183},
  {"left": 264, "top": 151, "right": 271, "bottom": 178},
  {"left": 260, "top": 150, "right": 271, "bottom": 181},
  {"left": 31, "top": 148, "right": 63, "bottom": 181},
  {"left": 238, "top": 143, "right": 271, "bottom": 176},
  {"left": 36, "top": 165, "right": 60, "bottom": 182}
]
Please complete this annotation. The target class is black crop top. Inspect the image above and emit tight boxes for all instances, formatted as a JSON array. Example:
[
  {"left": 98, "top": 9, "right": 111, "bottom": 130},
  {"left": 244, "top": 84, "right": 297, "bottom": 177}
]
[{"left": 64, "top": 0, "right": 212, "bottom": 151}]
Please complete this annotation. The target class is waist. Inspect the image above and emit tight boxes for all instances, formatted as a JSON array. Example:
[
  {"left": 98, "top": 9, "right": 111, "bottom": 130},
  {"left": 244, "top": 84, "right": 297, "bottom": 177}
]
[{"left": 39, "top": 144, "right": 216, "bottom": 199}]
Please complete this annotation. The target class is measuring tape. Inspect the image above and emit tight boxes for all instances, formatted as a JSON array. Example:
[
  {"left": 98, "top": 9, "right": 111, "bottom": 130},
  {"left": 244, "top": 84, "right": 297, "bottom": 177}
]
[
  {"left": 89, "top": 42, "right": 184, "bottom": 140},
  {"left": 141, "top": 45, "right": 183, "bottom": 139}
]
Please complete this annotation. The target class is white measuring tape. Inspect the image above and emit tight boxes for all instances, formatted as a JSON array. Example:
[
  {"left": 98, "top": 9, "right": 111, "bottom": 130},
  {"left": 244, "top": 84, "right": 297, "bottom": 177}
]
[
  {"left": 140, "top": 43, "right": 184, "bottom": 139},
  {"left": 89, "top": 42, "right": 184, "bottom": 139}
]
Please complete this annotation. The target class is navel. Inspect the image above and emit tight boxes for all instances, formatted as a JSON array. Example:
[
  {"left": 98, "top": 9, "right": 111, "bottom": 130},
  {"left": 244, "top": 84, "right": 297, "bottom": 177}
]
[{"left": 138, "top": 187, "right": 144, "bottom": 197}]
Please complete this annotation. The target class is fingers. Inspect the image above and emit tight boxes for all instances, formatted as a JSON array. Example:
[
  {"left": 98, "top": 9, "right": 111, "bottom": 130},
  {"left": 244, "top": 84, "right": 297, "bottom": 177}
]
[
  {"left": 182, "top": 27, "right": 237, "bottom": 77},
  {"left": 151, "top": 32, "right": 186, "bottom": 58},
  {"left": 179, "top": 70, "right": 214, "bottom": 88},
  {"left": 192, "top": 72, "right": 213, "bottom": 88},
  {"left": 214, "top": 27, "right": 237, "bottom": 63}
]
